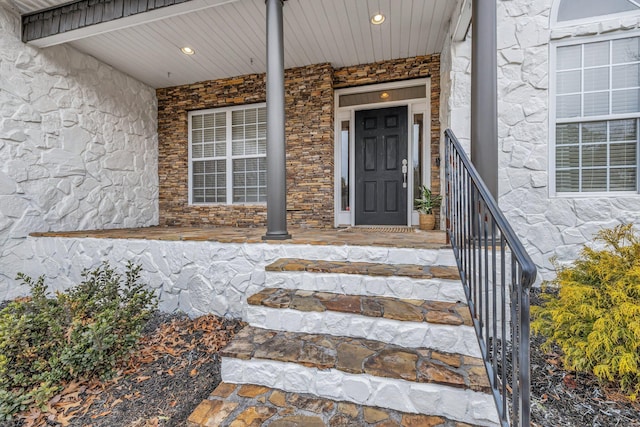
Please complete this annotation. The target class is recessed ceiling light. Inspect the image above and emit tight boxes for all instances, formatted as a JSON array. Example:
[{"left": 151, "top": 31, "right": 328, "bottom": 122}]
[
  {"left": 371, "top": 13, "right": 385, "bottom": 25},
  {"left": 181, "top": 46, "right": 195, "bottom": 55}
]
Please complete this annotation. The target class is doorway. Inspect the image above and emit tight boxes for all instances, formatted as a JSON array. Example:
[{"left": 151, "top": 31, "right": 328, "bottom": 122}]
[
  {"left": 334, "top": 79, "right": 431, "bottom": 227},
  {"left": 354, "top": 106, "right": 408, "bottom": 225}
]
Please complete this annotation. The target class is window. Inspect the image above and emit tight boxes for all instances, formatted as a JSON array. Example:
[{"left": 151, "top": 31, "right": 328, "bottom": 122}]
[
  {"left": 189, "top": 104, "right": 267, "bottom": 204},
  {"left": 555, "top": 0, "right": 640, "bottom": 24},
  {"left": 340, "top": 120, "right": 350, "bottom": 211},
  {"left": 553, "top": 36, "right": 640, "bottom": 193}
]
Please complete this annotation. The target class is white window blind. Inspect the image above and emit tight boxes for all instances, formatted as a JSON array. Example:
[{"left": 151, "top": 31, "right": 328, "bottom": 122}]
[
  {"left": 190, "top": 105, "right": 267, "bottom": 204},
  {"left": 554, "top": 36, "right": 640, "bottom": 193}
]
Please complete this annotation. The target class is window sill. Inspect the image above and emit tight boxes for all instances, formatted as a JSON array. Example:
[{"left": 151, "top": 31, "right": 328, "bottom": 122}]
[{"left": 552, "top": 191, "right": 640, "bottom": 198}]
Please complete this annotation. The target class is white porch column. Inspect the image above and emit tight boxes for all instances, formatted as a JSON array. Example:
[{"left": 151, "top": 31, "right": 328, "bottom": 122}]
[
  {"left": 471, "top": 0, "right": 498, "bottom": 197},
  {"left": 263, "top": 0, "right": 291, "bottom": 240}
]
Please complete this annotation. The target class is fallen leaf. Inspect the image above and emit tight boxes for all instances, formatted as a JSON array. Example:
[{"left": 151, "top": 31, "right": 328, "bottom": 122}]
[
  {"left": 563, "top": 374, "right": 577, "bottom": 389},
  {"left": 91, "top": 410, "right": 112, "bottom": 419},
  {"left": 190, "top": 368, "right": 198, "bottom": 377}
]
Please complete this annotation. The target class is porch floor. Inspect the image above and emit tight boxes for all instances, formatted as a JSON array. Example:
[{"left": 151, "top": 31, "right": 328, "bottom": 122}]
[{"left": 30, "top": 226, "right": 448, "bottom": 249}]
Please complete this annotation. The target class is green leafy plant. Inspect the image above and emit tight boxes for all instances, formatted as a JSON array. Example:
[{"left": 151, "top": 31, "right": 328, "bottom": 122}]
[
  {"left": 0, "top": 262, "right": 157, "bottom": 418},
  {"left": 414, "top": 185, "right": 442, "bottom": 215},
  {"left": 532, "top": 224, "right": 640, "bottom": 399}
]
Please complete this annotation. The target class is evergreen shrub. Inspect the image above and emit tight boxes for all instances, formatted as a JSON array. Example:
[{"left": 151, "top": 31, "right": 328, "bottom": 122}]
[
  {"left": 532, "top": 224, "right": 640, "bottom": 399},
  {"left": 0, "top": 262, "right": 157, "bottom": 419}
]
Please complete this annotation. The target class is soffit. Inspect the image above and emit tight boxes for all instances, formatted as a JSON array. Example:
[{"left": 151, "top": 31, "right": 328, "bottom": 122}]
[{"left": 22, "top": 0, "right": 457, "bottom": 88}]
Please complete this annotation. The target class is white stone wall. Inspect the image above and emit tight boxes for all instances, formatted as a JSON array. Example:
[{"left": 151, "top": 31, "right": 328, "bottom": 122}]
[
  {"left": 16, "top": 236, "right": 452, "bottom": 316},
  {"left": 440, "top": 1, "right": 471, "bottom": 154},
  {"left": 442, "top": 0, "right": 640, "bottom": 282},
  {"left": 0, "top": 5, "right": 158, "bottom": 298}
]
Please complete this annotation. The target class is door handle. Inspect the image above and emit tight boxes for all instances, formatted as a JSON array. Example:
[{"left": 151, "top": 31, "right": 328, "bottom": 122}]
[{"left": 402, "top": 159, "right": 408, "bottom": 188}]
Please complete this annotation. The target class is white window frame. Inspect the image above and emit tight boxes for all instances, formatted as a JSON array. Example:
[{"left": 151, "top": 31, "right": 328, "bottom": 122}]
[
  {"left": 188, "top": 103, "right": 267, "bottom": 205},
  {"left": 550, "top": 0, "right": 640, "bottom": 28},
  {"left": 549, "top": 31, "right": 640, "bottom": 197},
  {"left": 333, "top": 79, "right": 431, "bottom": 226}
]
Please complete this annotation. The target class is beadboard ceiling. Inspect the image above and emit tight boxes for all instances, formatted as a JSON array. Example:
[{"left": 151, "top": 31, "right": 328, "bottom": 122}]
[{"left": 17, "top": 0, "right": 459, "bottom": 88}]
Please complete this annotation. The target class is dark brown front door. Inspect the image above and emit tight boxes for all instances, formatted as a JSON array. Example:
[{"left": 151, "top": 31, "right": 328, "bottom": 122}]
[{"left": 355, "top": 106, "right": 408, "bottom": 225}]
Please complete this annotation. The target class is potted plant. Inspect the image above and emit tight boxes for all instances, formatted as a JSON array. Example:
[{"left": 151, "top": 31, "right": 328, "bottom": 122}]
[{"left": 415, "top": 185, "right": 442, "bottom": 230}]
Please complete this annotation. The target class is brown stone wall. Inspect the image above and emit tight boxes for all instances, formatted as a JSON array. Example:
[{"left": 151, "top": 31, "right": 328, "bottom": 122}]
[
  {"left": 156, "top": 63, "right": 334, "bottom": 227},
  {"left": 156, "top": 55, "right": 441, "bottom": 228}
]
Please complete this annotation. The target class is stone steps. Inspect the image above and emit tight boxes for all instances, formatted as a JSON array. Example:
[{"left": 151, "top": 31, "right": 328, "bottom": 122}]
[
  {"left": 187, "top": 382, "right": 479, "bottom": 427},
  {"left": 265, "top": 258, "right": 460, "bottom": 279},
  {"left": 220, "top": 326, "right": 497, "bottom": 426},
  {"left": 264, "top": 258, "right": 466, "bottom": 303},
  {"left": 246, "top": 288, "right": 479, "bottom": 357},
  {"left": 190, "top": 252, "right": 498, "bottom": 426}
]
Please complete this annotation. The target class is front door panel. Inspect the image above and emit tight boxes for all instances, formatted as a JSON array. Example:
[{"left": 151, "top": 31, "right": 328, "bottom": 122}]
[{"left": 355, "top": 106, "right": 408, "bottom": 225}]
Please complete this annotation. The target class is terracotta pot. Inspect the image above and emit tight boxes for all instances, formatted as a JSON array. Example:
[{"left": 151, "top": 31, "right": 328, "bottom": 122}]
[{"left": 419, "top": 213, "right": 436, "bottom": 231}]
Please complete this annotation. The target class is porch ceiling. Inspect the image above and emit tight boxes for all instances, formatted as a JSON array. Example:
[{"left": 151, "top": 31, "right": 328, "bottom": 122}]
[{"left": 17, "top": 0, "right": 458, "bottom": 88}]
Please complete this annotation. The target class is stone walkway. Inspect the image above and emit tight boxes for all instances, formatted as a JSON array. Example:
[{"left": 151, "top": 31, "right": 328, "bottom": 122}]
[
  {"left": 187, "top": 382, "right": 478, "bottom": 427},
  {"left": 30, "top": 226, "right": 447, "bottom": 249}
]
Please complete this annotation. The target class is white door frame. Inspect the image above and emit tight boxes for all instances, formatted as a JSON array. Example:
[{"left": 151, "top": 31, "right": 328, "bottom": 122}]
[{"left": 334, "top": 79, "right": 431, "bottom": 227}]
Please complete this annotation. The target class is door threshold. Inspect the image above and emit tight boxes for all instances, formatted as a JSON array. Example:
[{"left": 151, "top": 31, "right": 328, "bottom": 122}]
[{"left": 340, "top": 226, "right": 417, "bottom": 233}]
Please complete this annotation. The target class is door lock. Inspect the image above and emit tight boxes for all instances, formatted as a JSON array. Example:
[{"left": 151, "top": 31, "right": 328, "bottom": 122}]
[{"left": 402, "top": 159, "right": 408, "bottom": 188}]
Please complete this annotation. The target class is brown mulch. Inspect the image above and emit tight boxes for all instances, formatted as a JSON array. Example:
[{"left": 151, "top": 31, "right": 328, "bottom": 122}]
[
  {"left": 2, "top": 295, "right": 640, "bottom": 426},
  {"left": 0, "top": 310, "right": 243, "bottom": 427}
]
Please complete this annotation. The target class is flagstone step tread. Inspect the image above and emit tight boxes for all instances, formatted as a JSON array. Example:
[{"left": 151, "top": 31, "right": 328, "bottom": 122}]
[
  {"left": 220, "top": 326, "right": 490, "bottom": 393},
  {"left": 187, "top": 382, "right": 479, "bottom": 427},
  {"left": 248, "top": 288, "right": 471, "bottom": 326},
  {"left": 265, "top": 258, "right": 460, "bottom": 280}
]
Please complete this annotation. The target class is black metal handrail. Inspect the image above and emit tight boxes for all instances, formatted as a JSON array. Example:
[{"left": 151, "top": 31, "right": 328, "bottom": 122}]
[{"left": 444, "top": 129, "right": 537, "bottom": 427}]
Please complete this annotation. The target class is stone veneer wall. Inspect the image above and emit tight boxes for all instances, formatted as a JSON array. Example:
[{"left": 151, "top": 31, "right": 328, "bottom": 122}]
[
  {"left": 442, "top": 0, "right": 640, "bottom": 281},
  {"left": 0, "top": 4, "right": 158, "bottom": 299},
  {"left": 156, "top": 63, "right": 334, "bottom": 228},
  {"left": 157, "top": 55, "right": 441, "bottom": 228},
  {"left": 23, "top": 236, "right": 450, "bottom": 316}
]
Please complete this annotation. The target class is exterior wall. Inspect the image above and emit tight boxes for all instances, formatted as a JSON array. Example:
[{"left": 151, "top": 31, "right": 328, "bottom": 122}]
[
  {"left": 442, "top": 0, "right": 640, "bottom": 281},
  {"left": 157, "top": 55, "right": 441, "bottom": 228},
  {"left": 440, "top": 29, "right": 471, "bottom": 154},
  {"left": 0, "top": 4, "right": 158, "bottom": 299},
  {"left": 156, "top": 64, "right": 335, "bottom": 228},
  {"left": 21, "top": 236, "right": 448, "bottom": 317}
]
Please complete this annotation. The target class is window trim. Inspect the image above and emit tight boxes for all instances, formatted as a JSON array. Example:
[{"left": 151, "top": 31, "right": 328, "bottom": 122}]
[
  {"left": 550, "top": 0, "right": 640, "bottom": 28},
  {"left": 549, "top": 32, "right": 640, "bottom": 197},
  {"left": 188, "top": 102, "right": 267, "bottom": 206}
]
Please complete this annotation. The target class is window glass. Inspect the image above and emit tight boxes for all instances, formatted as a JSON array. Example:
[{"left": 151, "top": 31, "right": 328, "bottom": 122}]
[
  {"left": 555, "top": 120, "right": 638, "bottom": 192},
  {"left": 554, "top": 37, "right": 640, "bottom": 193},
  {"left": 557, "top": 0, "right": 639, "bottom": 23},
  {"left": 340, "top": 121, "right": 350, "bottom": 212},
  {"left": 412, "top": 113, "right": 424, "bottom": 203},
  {"left": 190, "top": 105, "right": 267, "bottom": 204}
]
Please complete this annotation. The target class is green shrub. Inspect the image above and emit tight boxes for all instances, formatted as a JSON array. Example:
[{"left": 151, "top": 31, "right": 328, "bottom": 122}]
[
  {"left": 532, "top": 224, "right": 640, "bottom": 399},
  {"left": 0, "top": 262, "right": 157, "bottom": 419}
]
